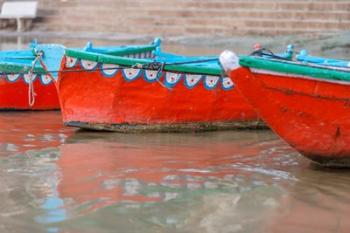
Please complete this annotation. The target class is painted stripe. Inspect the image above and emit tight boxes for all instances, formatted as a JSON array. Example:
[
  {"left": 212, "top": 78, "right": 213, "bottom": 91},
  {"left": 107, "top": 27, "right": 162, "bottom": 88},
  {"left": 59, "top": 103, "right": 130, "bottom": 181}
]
[{"left": 251, "top": 68, "right": 350, "bottom": 86}]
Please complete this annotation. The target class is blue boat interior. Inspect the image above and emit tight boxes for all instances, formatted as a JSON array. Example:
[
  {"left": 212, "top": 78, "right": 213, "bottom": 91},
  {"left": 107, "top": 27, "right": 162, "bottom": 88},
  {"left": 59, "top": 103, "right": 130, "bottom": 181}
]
[
  {"left": 82, "top": 38, "right": 222, "bottom": 72},
  {"left": 296, "top": 49, "right": 350, "bottom": 68},
  {"left": 0, "top": 42, "right": 65, "bottom": 78},
  {"left": 250, "top": 44, "right": 350, "bottom": 69}
]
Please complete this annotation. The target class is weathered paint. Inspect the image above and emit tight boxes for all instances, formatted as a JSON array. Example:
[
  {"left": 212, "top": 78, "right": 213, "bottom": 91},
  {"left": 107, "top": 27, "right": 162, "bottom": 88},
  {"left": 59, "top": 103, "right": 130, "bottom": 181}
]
[
  {"left": 58, "top": 54, "right": 260, "bottom": 132},
  {"left": 227, "top": 65, "right": 350, "bottom": 167}
]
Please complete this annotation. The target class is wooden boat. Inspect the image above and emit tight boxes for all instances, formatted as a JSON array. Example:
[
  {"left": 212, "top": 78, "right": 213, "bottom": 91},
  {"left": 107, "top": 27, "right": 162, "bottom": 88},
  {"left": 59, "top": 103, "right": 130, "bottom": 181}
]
[
  {"left": 57, "top": 38, "right": 260, "bottom": 132},
  {"left": 0, "top": 42, "right": 64, "bottom": 110},
  {"left": 0, "top": 42, "right": 149, "bottom": 110},
  {"left": 220, "top": 48, "right": 350, "bottom": 167}
]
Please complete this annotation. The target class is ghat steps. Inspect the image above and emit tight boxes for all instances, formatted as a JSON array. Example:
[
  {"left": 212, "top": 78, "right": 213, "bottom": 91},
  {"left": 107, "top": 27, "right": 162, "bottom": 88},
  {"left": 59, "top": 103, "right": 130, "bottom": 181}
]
[{"left": 1, "top": 0, "right": 350, "bottom": 36}]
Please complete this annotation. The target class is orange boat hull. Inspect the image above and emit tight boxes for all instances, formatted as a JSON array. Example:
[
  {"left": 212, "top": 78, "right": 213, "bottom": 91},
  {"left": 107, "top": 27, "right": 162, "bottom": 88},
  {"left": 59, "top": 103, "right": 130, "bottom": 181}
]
[
  {"left": 0, "top": 74, "right": 59, "bottom": 110},
  {"left": 58, "top": 57, "right": 260, "bottom": 132},
  {"left": 229, "top": 67, "right": 350, "bottom": 166}
]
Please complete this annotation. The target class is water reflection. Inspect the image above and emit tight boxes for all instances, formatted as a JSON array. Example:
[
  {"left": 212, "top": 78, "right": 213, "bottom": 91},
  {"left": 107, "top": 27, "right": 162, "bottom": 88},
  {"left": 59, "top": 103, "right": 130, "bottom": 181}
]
[
  {"left": 38, "top": 131, "right": 301, "bottom": 232},
  {"left": 1, "top": 112, "right": 350, "bottom": 232},
  {"left": 0, "top": 111, "right": 73, "bottom": 156},
  {"left": 266, "top": 168, "right": 350, "bottom": 233},
  {"left": 58, "top": 131, "right": 292, "bottom": 210}
]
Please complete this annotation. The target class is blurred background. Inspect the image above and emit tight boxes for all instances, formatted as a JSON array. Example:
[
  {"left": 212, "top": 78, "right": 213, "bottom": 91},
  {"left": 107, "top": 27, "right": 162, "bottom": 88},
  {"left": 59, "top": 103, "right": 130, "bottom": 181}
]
[{"left": 1, "top": 0, "right": 350, "bottom": 57}]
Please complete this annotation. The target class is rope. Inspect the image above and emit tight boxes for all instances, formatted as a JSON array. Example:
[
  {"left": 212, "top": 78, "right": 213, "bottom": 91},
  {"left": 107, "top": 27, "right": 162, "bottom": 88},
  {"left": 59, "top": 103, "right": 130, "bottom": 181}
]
[
  {"left": 133, "top": 62, "right": 170, "bottom": 89},
  {"left": 155, "top": 62, "right": 169, "bottom": 89},
  {"left": 27, "top": 52, "right": 44, "bottom": 107},
  {"left": 250, "top": 48, "right": 289, "bottom": 61}
]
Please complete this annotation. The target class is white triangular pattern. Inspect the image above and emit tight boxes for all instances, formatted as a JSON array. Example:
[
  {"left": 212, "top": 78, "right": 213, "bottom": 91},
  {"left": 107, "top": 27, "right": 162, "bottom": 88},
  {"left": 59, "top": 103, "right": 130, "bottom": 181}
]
[
  {"left": 23, "top": 74, "right": 37, "bottom": 84},
  {"left": 205, "top": 75, "right": 220, "bottom": 89},
  {"left": 123, "top": 68, "right": 141, "bottom": 81},
  {"left": 40, "top": 74, "right": 52, "bottom": 85},
  {"left": 222, "top": 77, "right": 234, "bottom": 89},
  {"left": 185, "top": 74, "right": 202, "bottom": 88},
  {"left": 101, "top": 64, "right": 119, "bottom": 77},
  {"left": 165, "top": 72, "right": 182, "bottom": 85},
  {"left": 65, "top": 56, "right": 78, "bottom": 68},
  {"left": 144, "top": 70, "right": 159, "bottom": 81},
  {"left": 6, "top": 74, "right": 20, "bottom": 82},
  {"left": 81, "top": 60, "right": 98, "bottom": 70}
]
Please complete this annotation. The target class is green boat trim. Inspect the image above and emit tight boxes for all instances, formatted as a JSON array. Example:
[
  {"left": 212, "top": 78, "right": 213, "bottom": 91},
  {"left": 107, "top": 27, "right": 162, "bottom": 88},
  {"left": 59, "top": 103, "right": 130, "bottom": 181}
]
[
  {"left": 65, "top": 46, "right": 222, "bottom": 76},
  {"left": 0, "top": 62, "right": 47, "bottom": 74},
  {"left": 239, "top": 55, "right": 350, "bottom": 82}
]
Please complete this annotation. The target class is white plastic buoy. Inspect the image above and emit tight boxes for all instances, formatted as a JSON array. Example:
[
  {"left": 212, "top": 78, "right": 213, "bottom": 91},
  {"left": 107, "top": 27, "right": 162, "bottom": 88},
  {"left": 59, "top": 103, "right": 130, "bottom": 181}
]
[{"left": 219, "top": 50, "right": 240, "bottom": 73}]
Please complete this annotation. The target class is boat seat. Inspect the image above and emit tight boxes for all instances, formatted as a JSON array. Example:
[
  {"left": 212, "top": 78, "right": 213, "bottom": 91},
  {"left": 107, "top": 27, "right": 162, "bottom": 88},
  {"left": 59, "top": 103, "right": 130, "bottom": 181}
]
[{"left": 0, "top": 1, "right": 38, "bottom": 32}]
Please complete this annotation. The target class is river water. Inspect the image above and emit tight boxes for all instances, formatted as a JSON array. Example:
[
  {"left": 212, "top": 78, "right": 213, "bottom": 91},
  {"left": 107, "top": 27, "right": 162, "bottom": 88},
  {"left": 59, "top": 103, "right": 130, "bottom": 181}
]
[{"left": 1, "top": 36, "right": 350, "bottom": 233}]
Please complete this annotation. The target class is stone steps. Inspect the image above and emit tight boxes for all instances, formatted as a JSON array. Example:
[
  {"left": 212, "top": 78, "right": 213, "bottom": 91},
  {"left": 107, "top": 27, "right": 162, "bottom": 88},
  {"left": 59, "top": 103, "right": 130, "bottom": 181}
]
[{"left": 1, "top": 0, "right": 350, "bottom": 36}]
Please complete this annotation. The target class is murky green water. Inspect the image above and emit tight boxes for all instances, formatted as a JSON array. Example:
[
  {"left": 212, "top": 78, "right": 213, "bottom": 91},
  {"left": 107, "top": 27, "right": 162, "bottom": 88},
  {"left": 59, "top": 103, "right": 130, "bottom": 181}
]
[{"left": 1, "top": 37, "right": 350, "bottom": 233}]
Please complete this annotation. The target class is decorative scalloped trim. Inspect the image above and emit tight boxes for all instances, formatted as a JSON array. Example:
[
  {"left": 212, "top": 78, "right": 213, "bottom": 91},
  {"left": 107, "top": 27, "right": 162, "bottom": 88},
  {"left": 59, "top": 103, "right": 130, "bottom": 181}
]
[
  {"left": 184, "top": 74, "right": 202, "bottom": 89},
  {"left": 101, "top": 63, "right": 119, "bottom": 78},
  {"left": 65, "top": 56, "right": 78, "bottom": 68},
  {"left": 23, "top": 74, "right": 37, "bottom": 84},
  {"left": 122, "top": 68, "right": 142, "bottom": 81},
  {"left": 40, "top": 74, "right": 53, "bottom": 85},
  {"left": 204, "top": 75, "right": 220, "bottom": 90},
  {"left": 144, "top": 70, "right": 159, "bottom": 82},
  {"left": 164, "top": 72, "right": 182, "bottom": 87},
  {"left": 80, "top": 60, "right": 98, "bottom": 71},
  {"left": 62, "top": 59, "right": 234, "bottom": 91},
  {"left": 6, "top": 74, "right": 21, "bottom": 82},
  {"left": 222, "top": 77, "right": 234, "bottom": 90}
]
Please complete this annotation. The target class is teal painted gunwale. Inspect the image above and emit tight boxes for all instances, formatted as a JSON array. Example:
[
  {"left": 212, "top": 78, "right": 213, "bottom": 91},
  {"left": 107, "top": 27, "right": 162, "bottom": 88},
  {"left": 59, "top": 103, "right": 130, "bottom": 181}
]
[
  {"left": 239, "top": 55, "right": 350, "bottom": 82},
  {"left": 65, "top": 47, "right": 222, "bottom": 76},
  {"left": 0, "top": 62, "right": 46, "bottom": 74}
]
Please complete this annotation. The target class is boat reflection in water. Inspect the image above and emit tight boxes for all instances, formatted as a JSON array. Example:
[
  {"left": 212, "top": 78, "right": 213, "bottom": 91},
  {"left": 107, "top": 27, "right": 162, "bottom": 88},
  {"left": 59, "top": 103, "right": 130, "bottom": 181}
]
[
  {"left": 4, "top": 129, "right": 350, "bottom": 233},
  {"left": 40, "top": 130, "right": 299, "bottom": 232},
  {"left": 0, "top": 111, "right": 74, "bottom": 156}
]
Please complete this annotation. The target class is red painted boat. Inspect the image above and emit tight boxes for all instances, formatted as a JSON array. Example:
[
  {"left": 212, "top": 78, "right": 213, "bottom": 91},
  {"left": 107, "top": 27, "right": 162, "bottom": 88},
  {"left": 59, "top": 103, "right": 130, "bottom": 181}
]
[
  {"left": 58, "top": 39, "right": 260, "bottom": 132},
  {"left": 220, "top": 50, "right": 350, "bottom": 167},
  {"left": 0, "top": 44, "right": 64, "bottom": 110},
  {"left": 0, "top": 42, "right": 149, "bottom": 110}
]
